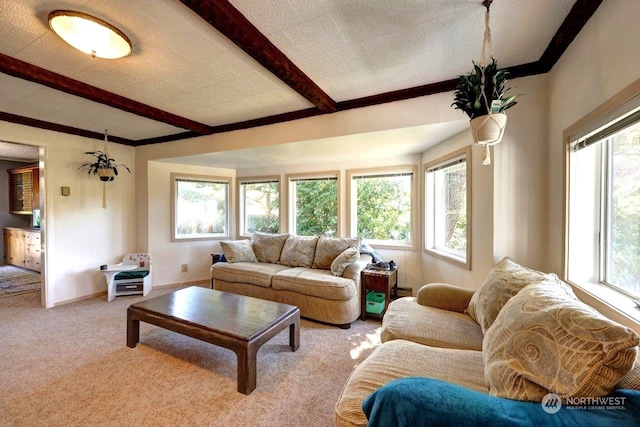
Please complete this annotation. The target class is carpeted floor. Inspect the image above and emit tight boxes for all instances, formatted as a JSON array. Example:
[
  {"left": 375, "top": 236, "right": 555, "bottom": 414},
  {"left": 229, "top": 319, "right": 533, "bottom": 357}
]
[
  {"left": 0, "top": 284, "right": 382, "bottom": 426},
  {"left": 0, "top": 265, "right": 41, "bottom": 298}
]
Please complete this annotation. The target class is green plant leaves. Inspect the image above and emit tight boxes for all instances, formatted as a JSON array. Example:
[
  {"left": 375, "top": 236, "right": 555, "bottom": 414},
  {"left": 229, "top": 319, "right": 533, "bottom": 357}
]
[{"left": 451, "top": 58, "right": 521, "bottom": 119}]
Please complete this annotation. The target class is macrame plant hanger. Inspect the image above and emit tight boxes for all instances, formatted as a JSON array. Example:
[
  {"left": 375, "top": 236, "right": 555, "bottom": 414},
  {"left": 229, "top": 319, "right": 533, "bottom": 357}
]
[
  {"left": 102, "top": 130, "right": 108, "bottom": 209},
  {"left": 475, "top": 0, "right": 505, "bottom": 166}
]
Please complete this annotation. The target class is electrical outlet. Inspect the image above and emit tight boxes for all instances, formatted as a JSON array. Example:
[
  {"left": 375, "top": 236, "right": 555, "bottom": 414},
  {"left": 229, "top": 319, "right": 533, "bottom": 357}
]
[{"left": 181, "top": 264, "right": 188, "bottom": 272}]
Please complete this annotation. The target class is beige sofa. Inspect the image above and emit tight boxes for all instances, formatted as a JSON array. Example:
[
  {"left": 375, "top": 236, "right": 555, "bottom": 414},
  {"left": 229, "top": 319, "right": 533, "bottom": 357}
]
[
  {"left": 211, "top": 232, "right": 371, "bottom": 328},
  {"left": 335, "top": 257, "right": 640, "bottom": 426}
]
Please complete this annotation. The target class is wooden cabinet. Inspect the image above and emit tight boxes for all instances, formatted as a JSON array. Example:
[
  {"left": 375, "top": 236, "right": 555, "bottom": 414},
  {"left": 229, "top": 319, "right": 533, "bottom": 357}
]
[
  {"left": 8, "top": 164, "right": 39, "bottom": 214},
  {"left": 24, "top": 231, "right": 41, "bottom": 272},
  {"left": 3, "top": 227, "right": 41, "bottom": 272}
]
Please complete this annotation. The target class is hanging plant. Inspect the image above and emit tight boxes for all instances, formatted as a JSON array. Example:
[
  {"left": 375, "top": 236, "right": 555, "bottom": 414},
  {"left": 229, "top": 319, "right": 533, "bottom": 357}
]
[
  {"left": 451, "top": 58, "right": 519, "bottom": 119},
  {"left": 77, "top": 130, "right": 130, "bottom": 209},
  {"left": 78, "top": 150, "right": 130, "bottom": 182},
  {"left": 450, "top": 0, "right": 521, "bottom": 165}
]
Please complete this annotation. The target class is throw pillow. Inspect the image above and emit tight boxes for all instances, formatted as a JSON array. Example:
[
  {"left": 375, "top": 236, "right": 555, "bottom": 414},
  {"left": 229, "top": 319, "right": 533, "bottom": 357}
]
[
  {"left": 467, "top": 257, "right": 557, "bottom": 333},
  {"left": 251, "top": 231, "right": 289, "bottom": 263},
  {"left": 278, "top": 235, "right": 319, "bottom": 268},
  {"left": 220, "top": 240, "right": 258, "bottom": 263},
  {"left": 483, "top": 280, "right": 640, "bottom": 402},
  {"left": 330, "top": 247, "right": 359, "bottom": 276},
  {"left": 313, "top": 236, "right": 361, "bottom": 270}
]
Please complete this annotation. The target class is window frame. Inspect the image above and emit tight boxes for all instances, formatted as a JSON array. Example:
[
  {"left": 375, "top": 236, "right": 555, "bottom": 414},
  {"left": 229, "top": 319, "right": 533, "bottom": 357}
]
[
  {"left": 286, "top": 171, "right": 341, "bottom": 237},
  {"left": 237, "top": 175, "right": 282, "bottom": 238},
  {"left": 423, "top": 146, "right": 472, "bottom": 270},
  {"left": 170, "top": 173, "right": 231, "bottom": 242},
  {"left": 563, "top": 78, "right": 640, "bottom": 326},
  {"left": 347, "top": 165, "right": 418, "bottom": 250},
  {"left": 566, "top": 106, "right": 640, "bottom": 298}
]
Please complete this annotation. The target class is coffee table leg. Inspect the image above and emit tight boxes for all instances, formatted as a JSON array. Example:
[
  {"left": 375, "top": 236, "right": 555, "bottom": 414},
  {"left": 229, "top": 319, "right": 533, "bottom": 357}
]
[
  {"left": 289, "top": 313, "right": 300, "bottom": 351},
  {"left": 236, "top": 346, "right": 257, "bottom": 395},
  {"left": 127, "top": 308, "right": 140, "bottom": 348}
]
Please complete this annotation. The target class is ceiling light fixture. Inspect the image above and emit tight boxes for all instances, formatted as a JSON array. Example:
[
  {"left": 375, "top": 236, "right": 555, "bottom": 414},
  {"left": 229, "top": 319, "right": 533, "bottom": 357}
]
[{"left": 48, "top": 10, "right": 132, "bottom": 59}]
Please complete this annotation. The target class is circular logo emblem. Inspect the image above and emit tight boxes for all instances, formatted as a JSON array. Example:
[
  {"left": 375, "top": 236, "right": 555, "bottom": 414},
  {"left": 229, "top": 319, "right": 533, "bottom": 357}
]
[{"left": 541, "top": 393, "right": 562, "bottom": 414}]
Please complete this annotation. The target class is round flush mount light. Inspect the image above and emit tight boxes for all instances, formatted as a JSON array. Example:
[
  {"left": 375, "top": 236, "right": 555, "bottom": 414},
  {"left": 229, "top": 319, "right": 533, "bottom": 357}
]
[{"left": 48, "top": 10, "right": 132, "bottom": 59}]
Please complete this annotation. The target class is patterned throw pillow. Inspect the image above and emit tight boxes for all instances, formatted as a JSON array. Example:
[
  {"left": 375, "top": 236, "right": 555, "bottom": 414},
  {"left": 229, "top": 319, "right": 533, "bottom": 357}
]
[
  {"left": 483, "top": 280, "right": 639, "bottom": 401},
  {"left": 330, "top": 247, "right": 360, "bottom": 276},
  {"left": 466, "top": 257, "right": 556, "bottom": 333},
  {"left": 313, "top": 236, "right": 361, "bottom": 270},
  {"left": 278, "top": 235, "right": 319, "bottom": 268},
  {"left": 251, "top": 231, "right": 289, "bottom": 263},
  {"left": 220, "top": 240, "right": 258, "bottom": 263}
]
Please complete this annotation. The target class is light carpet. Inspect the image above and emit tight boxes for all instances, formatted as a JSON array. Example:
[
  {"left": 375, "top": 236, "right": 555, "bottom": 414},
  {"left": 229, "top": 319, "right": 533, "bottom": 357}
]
[
  {"left": 0, "top": 265, "right": 41, "bottom": 298},
  {"left": 0, "top": 284, "right": 382, "bottom": 426}
]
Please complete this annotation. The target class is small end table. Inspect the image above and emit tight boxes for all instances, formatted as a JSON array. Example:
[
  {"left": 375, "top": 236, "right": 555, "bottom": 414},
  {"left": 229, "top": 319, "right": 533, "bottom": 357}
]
[
  {"left": 360, "top": 267, "right": 398, "bottom": 320},
  {"left": 99, "top": 264, "right": 137, "bottom": 302}
]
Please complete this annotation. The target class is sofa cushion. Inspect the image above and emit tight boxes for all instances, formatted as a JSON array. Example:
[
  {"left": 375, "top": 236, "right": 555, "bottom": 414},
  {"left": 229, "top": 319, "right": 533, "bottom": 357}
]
[
  {"left": 272, "top": 267, "right": 356, "bottom": 300},
  {"left": 220, "top": 240, "right": 258, "bottom": 263},
  {"left": 211, "top": 262, "right": 289, "bottom": 288},
  {"left": 334, "top": 340, "right": 486, "bottom": 427},
  {"left": 251, "top": 231, "right": 289, "bottom": 263},
  {"left": 330, "top": 247, "right": 359, "bottom": 276},
  {"left": 467, "top": 257, "right": 557, "bottom": 333},
  {"left": 313, "top": 236, "right": 361, "bottom": 270},
  {"left": 381, "top": 296, "right": 483, "bottom": 350},
  {"left": 279, "top": 235, "right": 319, "bottom": 267},
  {"left": 483, "top": 280, "right": 640, "bottom": 402}
]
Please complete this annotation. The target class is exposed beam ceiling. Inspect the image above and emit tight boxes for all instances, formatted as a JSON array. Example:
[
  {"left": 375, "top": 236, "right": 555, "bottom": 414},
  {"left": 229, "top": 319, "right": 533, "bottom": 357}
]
[
  {"left": 179, "top": 0, "right": 337, "bottom": 114},
  {"left": 0, "top": 53, "right": 213, "bottom": 135},
  {"left": 0, "top": 0, "right": 602, "bottom": 147}
]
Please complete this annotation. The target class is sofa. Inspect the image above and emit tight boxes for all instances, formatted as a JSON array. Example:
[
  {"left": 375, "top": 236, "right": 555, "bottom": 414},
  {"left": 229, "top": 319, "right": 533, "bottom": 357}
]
[
  {"left": 211, "top": 232, "right": 371, "bottom": 328},
  {"left": 334, "top": 257, "right": 640, "bottom": 426}
]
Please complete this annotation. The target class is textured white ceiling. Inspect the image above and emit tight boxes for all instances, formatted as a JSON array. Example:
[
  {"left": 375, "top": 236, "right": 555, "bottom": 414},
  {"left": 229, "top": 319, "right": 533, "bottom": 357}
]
[
  {"left": 0, "top": 0, "right": 577, "bottom": 145},
  {"left": 0, "top": 140, "right": 39, "bottom": 162}
]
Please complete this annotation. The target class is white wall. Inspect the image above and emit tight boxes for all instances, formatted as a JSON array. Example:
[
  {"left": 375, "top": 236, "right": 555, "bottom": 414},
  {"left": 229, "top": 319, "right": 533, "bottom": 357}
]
[
  {"left": 547, "top": 0, "right": 640, "bottom": 274},
  {"left": 147, "top": 161, "right": 235, "bottom": 286},
  {"left": 0, "top": 121, "right": 135, "bottom": 306},
  {"left": 493, "top": 74, "right": 549, "bottom": 272}
]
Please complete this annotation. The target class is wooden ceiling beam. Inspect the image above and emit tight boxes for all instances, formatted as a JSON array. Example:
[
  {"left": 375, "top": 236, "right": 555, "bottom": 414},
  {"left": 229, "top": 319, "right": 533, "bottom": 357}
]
[
  {"left": 0, "top": 111, "right": 136, "bottom": 146},
  {"left": 537, "top": 0, "right": 603, "bottom": 73},
  {"left": 178, "top": 0, "right": 336, "bottom": 113},
  {"left": 0, "top": 53, "right": 214, "bottom": 135}
]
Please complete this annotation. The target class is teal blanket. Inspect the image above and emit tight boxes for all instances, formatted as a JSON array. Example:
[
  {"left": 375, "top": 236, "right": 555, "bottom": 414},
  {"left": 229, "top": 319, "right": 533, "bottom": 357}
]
[{"left": 362, "top": 377, "right": 640, "bottom": 427}]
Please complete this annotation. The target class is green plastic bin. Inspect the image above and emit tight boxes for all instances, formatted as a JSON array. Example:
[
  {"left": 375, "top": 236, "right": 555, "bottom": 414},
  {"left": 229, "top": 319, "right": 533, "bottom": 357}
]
[{"left": 366, "top": 291, "right": 386, "bottom": 314}]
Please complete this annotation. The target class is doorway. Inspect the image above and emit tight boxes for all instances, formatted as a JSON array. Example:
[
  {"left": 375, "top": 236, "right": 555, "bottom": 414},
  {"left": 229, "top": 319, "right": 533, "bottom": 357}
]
[{"left": 0, "top": 141, "right": 46, "bottom": 307}]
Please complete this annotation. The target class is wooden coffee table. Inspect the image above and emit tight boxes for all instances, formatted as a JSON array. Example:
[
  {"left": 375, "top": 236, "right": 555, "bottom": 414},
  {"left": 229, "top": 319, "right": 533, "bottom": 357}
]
[{"left": 127, "top": 286, "right": 300, "bottom": 394}]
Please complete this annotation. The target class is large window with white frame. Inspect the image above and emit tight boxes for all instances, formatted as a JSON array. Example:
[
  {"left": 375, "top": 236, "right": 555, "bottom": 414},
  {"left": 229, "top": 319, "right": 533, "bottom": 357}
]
[
  {"left": 567, "top": 107, "right": 640, "bottom": 297},
  {"left": 171, "top": 173, "right": 230, "bottom": 241},
  {"left": 424, "top": 147, "right": 471, "bottom": 269},
  {"left": 238, "top": 177, "right": 280, "bottom": 237},
  {"left": 288, "top": 172, "right": 339, "bottom": 237},
  {"left": 348, "top": 166, "right": 416, "bottom": 248}
]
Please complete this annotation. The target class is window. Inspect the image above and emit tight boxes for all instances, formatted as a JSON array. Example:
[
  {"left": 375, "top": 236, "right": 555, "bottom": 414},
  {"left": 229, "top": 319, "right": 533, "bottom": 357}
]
[
  {"left": 424, "top": 147, "right": 471, "bottom": 269},
  {"left": 348, "top": 166, "right": 416, "bottom": 248},
  {"left": 288, "top": 173, "right": 339, "bottom": 237},
  {"left": 239, "top": 177, "right": 280, "bottom": 236},
  {"left": 171, "top": 174, "right": 230, "bottom": 241},
  {"left": 567, "top": 108, "right": 640, "bottom": 297}
]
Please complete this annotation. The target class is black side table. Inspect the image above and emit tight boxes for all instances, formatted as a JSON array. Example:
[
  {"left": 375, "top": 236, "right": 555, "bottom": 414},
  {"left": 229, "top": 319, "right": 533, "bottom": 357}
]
[{"left": 211, "top": 253, "right": 222, "bottom": 288}]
